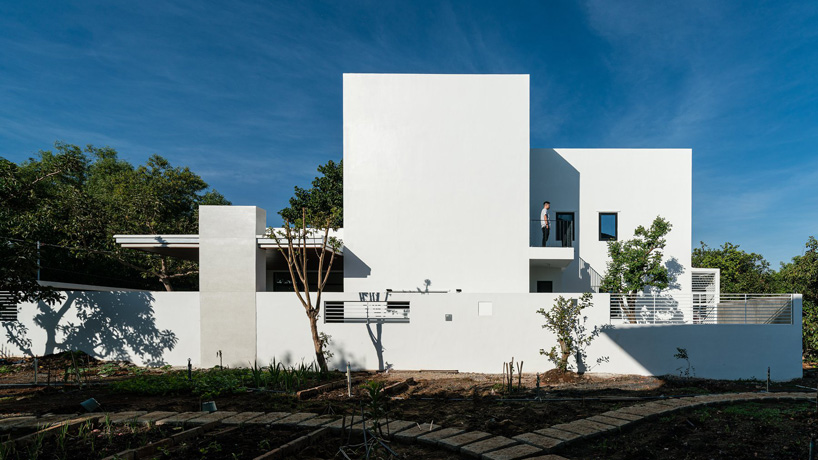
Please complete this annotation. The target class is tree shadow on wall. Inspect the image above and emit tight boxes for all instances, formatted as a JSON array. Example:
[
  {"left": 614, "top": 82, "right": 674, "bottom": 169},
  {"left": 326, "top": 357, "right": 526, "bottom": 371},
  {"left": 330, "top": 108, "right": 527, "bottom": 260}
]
[{"left": 4, "top": 291, "right": 177, "bottom": 366}]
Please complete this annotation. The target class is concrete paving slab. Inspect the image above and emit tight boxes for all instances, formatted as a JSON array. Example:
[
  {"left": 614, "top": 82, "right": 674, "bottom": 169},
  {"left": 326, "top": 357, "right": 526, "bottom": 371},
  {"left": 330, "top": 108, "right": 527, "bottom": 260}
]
[
  {"left": 379, "top": 419, "right": 417, "bottom": 438},
  {"left": 270, "top": 412, "right": 317, "bottom": 426},
  {"left": 416, "top": 427, "right": 465, "bottom": 446},
  {"left": 586, "top": 415, "right": 631, "bottom": 427},
  {"left": 394, "top": 423, "right": 441, "bottom": 443},
  {"left": 220, "top": 412, "right": 266, "bottom": 425},
  {"left": 438, "top": 431, "right": 493, "bottom": 451},
  {"left": 569, "top": 419, "right": 617, "bottom": 434},
  {"left": 513, "top": 432, "right": 562, "bottom": 450},
  {"left": 533, "top": 427, "right": 581, "bottom": 442},
  {"left": 617, "top": 405, "right": 665, "bottom": 418},
  {"left": 155, "top": 412, "right": 201, "bottom": 426},
  {"left": 551, "top": 422, "right": 597, "bottom": 437},
  {"left": 134, "top": 411, "right": 177, "bottom": 424},
  {"left": 653, "top": 398, "right": 694, "bottom": 407},
  {"left": 482, "top": 443, "right": 544, "bottom": 460},
  {"left": 108, "top": 411, "right": 149, "bottom": 424},
  {"left": 526, "top": 456, "right": 572, "bottom": 460},
  {"left": 600, "top": 410, "right": 642, "bottom": 422},
  {"left": 186, "top": 411, "right": 238, "bottom": 426},
  {"left": 297, "top": 415, "right": 339, "bottom": 427},
  {"left": 244, "top": 412, "right": 291, "bottom": 425},
  {"left": 460, "top": 435, "right": 517, "bottom": 458}
]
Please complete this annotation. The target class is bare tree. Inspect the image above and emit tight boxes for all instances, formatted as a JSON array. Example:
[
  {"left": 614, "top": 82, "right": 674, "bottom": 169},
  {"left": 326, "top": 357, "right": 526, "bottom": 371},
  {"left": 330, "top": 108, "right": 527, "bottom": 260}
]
[{"left": 270, "top": 208, "right": 341, "bottom": 372}]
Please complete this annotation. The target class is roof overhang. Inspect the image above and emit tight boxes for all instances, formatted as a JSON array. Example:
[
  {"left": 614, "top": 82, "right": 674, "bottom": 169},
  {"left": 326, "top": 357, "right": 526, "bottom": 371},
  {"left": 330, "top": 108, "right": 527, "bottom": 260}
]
[{"left": 114, "top": 234, "right": 343, "bottom": 260}]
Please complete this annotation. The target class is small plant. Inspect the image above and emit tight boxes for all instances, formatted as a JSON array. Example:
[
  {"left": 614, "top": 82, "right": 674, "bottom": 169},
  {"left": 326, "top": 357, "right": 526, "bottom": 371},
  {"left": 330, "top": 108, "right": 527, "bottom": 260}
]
[
  {"left": 27, "top": 429, "right": 46, "bottom": 460},
  {"left": 56, "top": 423, "right": 70, "bottom": 457},
  {"left": 249, "top": 361, "right": 266, "bottom": 388},
  {"left": 537, "top": 293, "right": 605, "bottom": 373},
  {"left": 318, "top": 332, "right": 334, "bottom": 365},
  {"left": 674, "top": 347, "right": 695, "bottom": 378}
]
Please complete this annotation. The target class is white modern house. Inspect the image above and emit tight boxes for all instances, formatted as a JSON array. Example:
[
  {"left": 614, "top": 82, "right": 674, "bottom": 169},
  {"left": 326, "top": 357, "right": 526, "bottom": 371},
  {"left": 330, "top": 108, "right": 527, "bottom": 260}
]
[{"left": 2, "top": 74, "right": 803, "bottom": 380}]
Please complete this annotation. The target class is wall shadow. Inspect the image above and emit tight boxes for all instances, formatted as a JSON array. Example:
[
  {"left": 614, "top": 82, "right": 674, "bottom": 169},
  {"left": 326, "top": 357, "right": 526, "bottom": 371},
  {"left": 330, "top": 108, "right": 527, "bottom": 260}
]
[
  {"left": 3, "top": 291, "right": 178, "bottom": 366},
  {"left": 343, "top": 247, "right": 371, "bottom": 278}
]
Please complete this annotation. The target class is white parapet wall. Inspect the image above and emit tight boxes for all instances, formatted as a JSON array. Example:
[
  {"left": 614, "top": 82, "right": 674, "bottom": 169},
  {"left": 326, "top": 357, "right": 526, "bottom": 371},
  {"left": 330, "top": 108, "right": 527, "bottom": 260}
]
[
  {"left": 2, "top": 291, "right": 200, "bottom": 367},
  {"left": 257, "top": 292, "right": 803, "bottom": 380}
]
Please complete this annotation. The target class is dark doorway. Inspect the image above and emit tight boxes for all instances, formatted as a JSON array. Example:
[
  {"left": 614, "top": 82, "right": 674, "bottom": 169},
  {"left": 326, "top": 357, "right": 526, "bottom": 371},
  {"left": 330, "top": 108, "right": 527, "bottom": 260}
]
[{"left": 537, "top": 281, "right": 553, "bottom": 293}]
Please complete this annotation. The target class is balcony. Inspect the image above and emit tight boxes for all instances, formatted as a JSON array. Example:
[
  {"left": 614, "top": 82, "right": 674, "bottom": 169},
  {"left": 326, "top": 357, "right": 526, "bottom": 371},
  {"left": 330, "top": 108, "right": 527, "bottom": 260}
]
[{"left": 529, "top": 219, "right": 575, "bottom": 268}]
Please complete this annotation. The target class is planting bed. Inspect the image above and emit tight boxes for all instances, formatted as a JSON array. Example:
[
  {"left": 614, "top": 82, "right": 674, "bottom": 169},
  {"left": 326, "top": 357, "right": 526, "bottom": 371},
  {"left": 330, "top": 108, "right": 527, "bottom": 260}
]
[
  {"left": 1, "top": 355, "right": 816, "bottom": 459},
  {"left": 560, "top": 400, "right": 816, "bottom": 459},
  {"left": 1, "top": 418, "right": 179, "bottom": 460}
]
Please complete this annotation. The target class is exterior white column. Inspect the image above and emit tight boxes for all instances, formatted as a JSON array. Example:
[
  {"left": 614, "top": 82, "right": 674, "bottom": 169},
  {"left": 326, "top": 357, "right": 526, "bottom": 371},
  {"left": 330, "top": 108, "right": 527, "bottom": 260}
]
[{"left": 198, "top": 206, "right": 266, "bottom": 367}]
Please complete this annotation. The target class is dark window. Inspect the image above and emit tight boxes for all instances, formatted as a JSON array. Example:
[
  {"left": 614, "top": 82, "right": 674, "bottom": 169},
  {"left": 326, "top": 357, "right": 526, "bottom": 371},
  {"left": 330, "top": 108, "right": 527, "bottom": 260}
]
[
  {"left": 555, "top": 212, "right": 575, "bottom": 242},
  {"left": 599, "top": 213, "right": 618, "bottom": 241},
  {"left": 536, "top": 281, "right": 553, "bottom": 293}
]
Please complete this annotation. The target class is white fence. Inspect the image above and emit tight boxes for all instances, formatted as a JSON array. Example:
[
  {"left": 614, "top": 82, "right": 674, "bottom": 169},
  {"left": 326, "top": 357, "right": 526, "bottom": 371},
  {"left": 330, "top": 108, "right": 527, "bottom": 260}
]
[{"left": 609, "top": 293, "right": 794, "bottom": 325}]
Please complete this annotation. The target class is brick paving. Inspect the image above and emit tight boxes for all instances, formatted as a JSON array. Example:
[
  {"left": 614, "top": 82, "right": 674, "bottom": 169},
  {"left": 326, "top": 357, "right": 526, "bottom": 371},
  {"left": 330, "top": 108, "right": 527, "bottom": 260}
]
[{"left": 0, "top": 390, "right": 811, "bottom": 459}]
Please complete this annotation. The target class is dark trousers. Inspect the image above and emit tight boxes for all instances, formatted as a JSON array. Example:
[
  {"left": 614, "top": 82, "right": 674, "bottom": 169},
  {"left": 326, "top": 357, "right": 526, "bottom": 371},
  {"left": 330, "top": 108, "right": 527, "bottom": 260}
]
[{"left": 542, "top": 226, "right": 550, "bottom": 247}]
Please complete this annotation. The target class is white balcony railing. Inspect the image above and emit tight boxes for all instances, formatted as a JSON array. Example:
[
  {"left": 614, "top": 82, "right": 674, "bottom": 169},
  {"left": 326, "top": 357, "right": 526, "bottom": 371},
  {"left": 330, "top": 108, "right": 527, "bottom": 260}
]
[{"left": 609, "top": 293, "right": 793, "bottom": 325}]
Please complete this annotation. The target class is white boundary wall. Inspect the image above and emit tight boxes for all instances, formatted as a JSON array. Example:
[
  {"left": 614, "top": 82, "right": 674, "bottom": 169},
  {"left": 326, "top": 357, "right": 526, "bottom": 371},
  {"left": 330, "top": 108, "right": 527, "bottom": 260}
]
[
  {"left": 1, "top": 291, "right": 802, "bottom": 380},
  {"left": 2, "top": 291, "right": 200, "bottom": 367},
  {"left": 257, "top": 292, "right": 803, "bottom": 381}
]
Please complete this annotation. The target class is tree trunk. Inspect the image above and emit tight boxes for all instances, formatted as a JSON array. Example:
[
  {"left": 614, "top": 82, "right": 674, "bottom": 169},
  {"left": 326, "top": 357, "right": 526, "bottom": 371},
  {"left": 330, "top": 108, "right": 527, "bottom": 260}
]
[
  {"left": 308, "top": 313, "right": 328, "bottom": 372},
  {"left": 159, "top": 257, "right": 174, "bottom": 291},
  {"left": 159, "top": 277, "right": 174, "bottom": 292},
  {"left": 558, "top": 338, "right": 571, "bottom": 372}
]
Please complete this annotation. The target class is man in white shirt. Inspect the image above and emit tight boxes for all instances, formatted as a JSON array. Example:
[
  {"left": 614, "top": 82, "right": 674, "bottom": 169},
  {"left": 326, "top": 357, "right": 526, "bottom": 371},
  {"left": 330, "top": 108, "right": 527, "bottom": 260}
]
[{"left": 541, "top": 201, "right": 550, "bottom": 247}]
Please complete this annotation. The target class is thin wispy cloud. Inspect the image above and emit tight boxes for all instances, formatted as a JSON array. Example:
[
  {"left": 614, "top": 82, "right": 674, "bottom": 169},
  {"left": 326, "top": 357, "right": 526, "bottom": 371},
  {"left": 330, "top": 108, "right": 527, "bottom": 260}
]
[{"left": 1, "top": 0, "right": 816, "bottom": 263}]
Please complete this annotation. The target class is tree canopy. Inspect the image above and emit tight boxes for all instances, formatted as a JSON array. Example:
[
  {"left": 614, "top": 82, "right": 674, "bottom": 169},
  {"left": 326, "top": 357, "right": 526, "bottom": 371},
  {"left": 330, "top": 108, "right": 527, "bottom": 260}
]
[
  {"left": 600, "top": 216, "right": 673, "bottom": 295},
  {"left": 777, "top": 236, "right": 818, "bottom": 360},
  {"left": 691, "top": 242, "right": 774, "bottom": 293},
  {"left": 1, "top": 142, "right": 229, "bottom": 297},
  {"left": 279, "top": 160, "right": 342, "bottom": 228}
]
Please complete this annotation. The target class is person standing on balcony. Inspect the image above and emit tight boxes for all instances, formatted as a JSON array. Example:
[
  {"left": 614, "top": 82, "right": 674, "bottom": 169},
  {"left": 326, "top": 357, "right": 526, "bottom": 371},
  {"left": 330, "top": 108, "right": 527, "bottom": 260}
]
[{"left": 541, "top": 201, "right": 551, "bottom": 247}]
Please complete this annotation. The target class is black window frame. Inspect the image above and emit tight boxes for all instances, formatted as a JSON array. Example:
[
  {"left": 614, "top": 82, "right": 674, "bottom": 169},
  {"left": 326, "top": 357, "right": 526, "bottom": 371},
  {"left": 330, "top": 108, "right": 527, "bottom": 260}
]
[
  {"left": 555, "top": 212, "right": 575, "bottom": 241},
  {"left": 599, "top": 212, "right": 618, "bottom": 241}
]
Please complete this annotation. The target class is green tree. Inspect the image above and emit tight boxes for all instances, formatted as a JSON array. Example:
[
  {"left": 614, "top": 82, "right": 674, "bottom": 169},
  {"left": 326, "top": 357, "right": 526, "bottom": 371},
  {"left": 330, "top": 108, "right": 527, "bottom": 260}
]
[
  {"left": 270, "top": 208, "right": 341, "bottom": 373},
  {"left": 691, "top": 242, "right": 774, "bottom": 293},
  {"left": 600, "top": 216, "right": 673, "bottom": 323},
  {"left": 279, "top": 160, "right": 342, "bottom": 227},
  {"left": 777, "top": 236, "right": 818, "bottom": 360},
  {"left": 85, "top": 149, "right": 229, "bottom": 290},
  {"left": 537, "top": 293, "right": 593, "bottom": 373},
  {"left": 1, "top": 142, "right": 229, "bottom": 293},
  {"left": 0, "top": 145, "right": 86, "bottom": 304}
]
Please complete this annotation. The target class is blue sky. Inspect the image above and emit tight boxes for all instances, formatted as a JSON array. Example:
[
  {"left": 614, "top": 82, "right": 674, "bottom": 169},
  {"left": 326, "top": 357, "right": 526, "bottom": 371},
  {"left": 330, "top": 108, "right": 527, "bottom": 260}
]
[{"left": 1, "top": 1, "right": 816, "bottom": 267}]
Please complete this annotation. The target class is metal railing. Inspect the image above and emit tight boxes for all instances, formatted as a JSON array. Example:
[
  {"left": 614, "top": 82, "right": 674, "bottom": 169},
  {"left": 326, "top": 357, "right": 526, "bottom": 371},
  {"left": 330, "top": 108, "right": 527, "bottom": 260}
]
[
  {"left": 609, "top": 293, "right": 793, "bottom": 325},
  {"left": 0, "top": 292, "right": 16, "bottom": 322},
  {"left": 530, "top": 219, "right": 574, "bottom": 248},
  {"left": 324, "top": 301, "right": 410, "bottom": 324}
]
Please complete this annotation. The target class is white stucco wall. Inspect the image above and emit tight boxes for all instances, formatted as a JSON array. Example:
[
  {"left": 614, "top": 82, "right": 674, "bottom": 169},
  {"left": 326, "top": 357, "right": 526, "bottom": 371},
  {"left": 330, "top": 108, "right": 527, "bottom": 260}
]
[
  {"left": 2, "top": 291, "right": 200, "bottom": 367},
  {"left": 343, "top": 74, "right": 530, "bottom": 295},
  {"left": 199, "top": 206, "right": 266, "bottom": 367},
  {"left": 2, "top": 290, "right": 800, "bottom": 379},
  {"left": 256, "top": 292, "right": 802, "bottom": 380},
  {"left": 530, "top": 149, "right": 693, "bottom": 293}
]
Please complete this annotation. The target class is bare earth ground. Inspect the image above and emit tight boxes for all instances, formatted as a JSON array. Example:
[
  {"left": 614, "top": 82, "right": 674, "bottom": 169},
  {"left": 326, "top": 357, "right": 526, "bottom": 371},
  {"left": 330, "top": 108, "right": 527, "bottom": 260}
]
[{"left": 0, "top": 355, "right": 816, "bottom": 459}]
